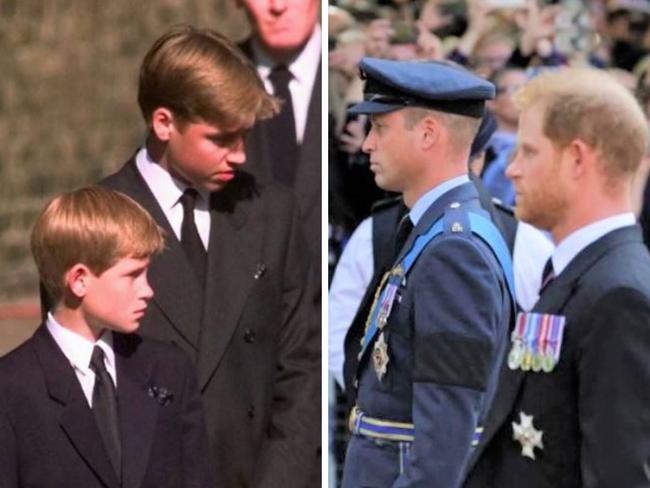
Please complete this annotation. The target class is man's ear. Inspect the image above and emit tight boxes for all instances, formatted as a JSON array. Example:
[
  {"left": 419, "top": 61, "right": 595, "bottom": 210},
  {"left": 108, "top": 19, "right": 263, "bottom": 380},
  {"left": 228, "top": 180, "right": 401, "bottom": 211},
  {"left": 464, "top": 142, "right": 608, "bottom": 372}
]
[
  {"left": 151, "top": 108, "right": 176, "bottom": 142},
  {"left": 565, "top": 139, "right": 594, "bottom": 180},
  {"left": 420, "top": 115, "right": 440, "bottom": 150},
  {"left": 64, "top": 264, "right": 92, "bottom": 299}
]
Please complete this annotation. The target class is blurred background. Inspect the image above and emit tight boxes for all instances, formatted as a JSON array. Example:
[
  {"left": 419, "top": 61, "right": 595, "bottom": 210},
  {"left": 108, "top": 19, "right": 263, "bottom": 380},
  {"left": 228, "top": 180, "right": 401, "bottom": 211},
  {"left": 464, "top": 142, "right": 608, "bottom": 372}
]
[{"left": 0, "top": 0, "right": 251, "bottom": 354}]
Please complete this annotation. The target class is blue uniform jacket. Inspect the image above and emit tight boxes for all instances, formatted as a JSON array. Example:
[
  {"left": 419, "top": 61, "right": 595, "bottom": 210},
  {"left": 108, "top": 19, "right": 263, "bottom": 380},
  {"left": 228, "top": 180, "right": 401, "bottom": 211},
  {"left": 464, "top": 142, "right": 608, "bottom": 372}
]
[{"left": 344, "top": 182, "right": 513, "bottom": 488}]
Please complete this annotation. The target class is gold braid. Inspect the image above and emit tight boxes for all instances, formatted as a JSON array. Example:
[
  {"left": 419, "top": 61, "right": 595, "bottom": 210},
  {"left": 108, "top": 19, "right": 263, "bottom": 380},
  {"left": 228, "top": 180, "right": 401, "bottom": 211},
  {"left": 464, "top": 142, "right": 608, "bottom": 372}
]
[{"left": 360, "top": 269, "right": 392, "bottom": 347}]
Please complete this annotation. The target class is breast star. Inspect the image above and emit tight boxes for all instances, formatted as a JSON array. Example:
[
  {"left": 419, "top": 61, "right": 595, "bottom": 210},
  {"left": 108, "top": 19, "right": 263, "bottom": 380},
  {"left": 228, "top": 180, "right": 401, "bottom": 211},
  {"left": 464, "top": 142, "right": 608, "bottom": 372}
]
[{"left": 512, "top": 411, "right": 544, "bottom": 460}]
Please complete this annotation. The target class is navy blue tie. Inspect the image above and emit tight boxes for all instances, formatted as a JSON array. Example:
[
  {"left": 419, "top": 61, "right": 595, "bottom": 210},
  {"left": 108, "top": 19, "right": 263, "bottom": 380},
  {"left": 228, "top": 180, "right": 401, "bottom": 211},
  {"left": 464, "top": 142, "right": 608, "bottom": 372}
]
[{"left": 540, "top": 258, "right": 555, "bottom": 293}]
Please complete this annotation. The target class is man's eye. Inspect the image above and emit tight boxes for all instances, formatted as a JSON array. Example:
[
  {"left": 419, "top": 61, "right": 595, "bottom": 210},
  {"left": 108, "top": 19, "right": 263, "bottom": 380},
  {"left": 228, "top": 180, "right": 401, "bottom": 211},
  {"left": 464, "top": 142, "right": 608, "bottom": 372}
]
[{"left": 211, "top": 135, "right": 238, "bottom": 146}]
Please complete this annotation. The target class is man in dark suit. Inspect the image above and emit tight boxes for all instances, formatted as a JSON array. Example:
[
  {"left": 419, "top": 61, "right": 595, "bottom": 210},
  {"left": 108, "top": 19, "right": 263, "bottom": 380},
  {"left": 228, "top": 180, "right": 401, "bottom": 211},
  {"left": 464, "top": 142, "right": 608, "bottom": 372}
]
[
  {"left": 98, "top": 27, "right": 319, "bottom": 487},
  {"left": 237, "top": 0, "right": 322, "bottom": 269},
  {"left": 2, "top": 186, "right": 211, "bottom": 488},
  {"left": 340, "top": 58, "right": 515, "bottom": 488},
  {"left": 465, "top": 67, "right": 650, "bottom": 487}
]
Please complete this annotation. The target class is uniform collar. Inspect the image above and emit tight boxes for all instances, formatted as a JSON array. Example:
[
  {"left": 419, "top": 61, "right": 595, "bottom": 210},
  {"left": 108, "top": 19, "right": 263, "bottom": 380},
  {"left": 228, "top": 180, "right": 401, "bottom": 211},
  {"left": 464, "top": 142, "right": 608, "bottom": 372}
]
[{"left": 409, "top": 174, "right": 470, "bottom": 226}]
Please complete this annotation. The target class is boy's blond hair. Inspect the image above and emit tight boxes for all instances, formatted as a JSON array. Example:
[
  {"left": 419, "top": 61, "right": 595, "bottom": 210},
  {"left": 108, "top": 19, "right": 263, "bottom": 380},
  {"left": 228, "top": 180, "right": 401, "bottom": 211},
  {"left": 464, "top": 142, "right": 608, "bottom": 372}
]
[
  {"left": 31, "top": 186, "right": 165, "bottom": 303},
  {"left": 138, "top": 25, "right": 279, "bottom": 129}
]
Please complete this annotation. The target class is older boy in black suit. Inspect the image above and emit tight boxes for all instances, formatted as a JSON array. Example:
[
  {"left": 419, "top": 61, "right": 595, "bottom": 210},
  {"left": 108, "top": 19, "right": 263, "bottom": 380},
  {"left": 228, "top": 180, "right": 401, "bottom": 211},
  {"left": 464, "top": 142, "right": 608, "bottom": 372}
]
[
  {"left": 98, "top": 26, "right": 319, "bottom": 487},
  {"left": 1, "top": 186, "right": 212, "bottom": 488}
]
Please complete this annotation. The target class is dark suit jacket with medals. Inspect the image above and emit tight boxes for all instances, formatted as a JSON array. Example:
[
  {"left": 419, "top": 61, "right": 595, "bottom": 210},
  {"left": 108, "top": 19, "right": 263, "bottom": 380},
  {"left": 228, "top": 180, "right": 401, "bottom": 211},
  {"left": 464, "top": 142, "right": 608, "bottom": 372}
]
[
  {"left": 100, "top": 159, "right": 319, "bottom": 487},
  {"left": 238, "top": 38, "right": 322, "bottom": 272},
  {"left": 465, "top": 225, "right": 650, "bottom": 487},
  {"left": 0, "top": 325, "right": 211, "bottom": 488}
]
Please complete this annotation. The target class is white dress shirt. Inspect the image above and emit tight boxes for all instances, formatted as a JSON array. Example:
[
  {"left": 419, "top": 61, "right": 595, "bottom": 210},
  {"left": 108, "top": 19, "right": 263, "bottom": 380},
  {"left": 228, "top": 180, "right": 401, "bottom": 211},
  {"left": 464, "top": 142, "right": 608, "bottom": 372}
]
[
  {"left": 550, "top": 213, "right": 636, "bottom": 276},
  {"left": 328, "top": 217, "right": 374, "bottom": 388},
  {"left": 252, "top": 24, "right": 321, "bottom": 144},
  {"left": 135, "top": 147, "right": 210, "bottom": 249},
  {"left": 46, "top": 313, "right": 116, "bottom": 407},
  {"left": 513, "top": 222, "right": 554, "bottom": 311}
]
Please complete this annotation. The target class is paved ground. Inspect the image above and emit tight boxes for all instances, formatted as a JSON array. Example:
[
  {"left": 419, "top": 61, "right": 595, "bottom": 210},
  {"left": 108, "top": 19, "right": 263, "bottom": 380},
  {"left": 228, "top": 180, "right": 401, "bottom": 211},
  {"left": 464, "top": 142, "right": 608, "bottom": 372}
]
[{"left": 0, "top": 300, "right": 40, "bottom": 356}]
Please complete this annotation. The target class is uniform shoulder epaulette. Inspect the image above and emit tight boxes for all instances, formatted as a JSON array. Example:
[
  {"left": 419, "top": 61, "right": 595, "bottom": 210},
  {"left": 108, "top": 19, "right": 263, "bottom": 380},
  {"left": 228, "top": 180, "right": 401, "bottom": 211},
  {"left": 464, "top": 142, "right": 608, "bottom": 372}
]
[
  {"left": 441, "top": 202, "right": 472, "bottom": 237},
  {"left": 491, "top": 197, "right": 515, "bottom": 217},
  {"left": 371, "top": 195, "right": 402, "bottom": 214}
]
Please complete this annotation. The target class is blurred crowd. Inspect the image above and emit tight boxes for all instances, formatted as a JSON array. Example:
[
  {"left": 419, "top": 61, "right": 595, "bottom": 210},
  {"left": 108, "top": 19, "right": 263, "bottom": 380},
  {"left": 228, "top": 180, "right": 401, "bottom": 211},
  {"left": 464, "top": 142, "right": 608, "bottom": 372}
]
[{"left": 328, "top": 0, "right": 650, "bottom": 275}]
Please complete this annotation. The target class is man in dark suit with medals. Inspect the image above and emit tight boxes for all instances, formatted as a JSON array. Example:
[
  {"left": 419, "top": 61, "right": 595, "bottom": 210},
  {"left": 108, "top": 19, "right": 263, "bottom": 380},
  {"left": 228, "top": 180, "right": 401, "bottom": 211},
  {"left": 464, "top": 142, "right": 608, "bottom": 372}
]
[
  {"left": 340, "top": 58, "right": 515, "bottom": 488},
  {"left": 465, "top": 67, "right": 650, "bottom": 487},
  {"left": 97, "top": 26, "right": 319, "bottom": 487}
]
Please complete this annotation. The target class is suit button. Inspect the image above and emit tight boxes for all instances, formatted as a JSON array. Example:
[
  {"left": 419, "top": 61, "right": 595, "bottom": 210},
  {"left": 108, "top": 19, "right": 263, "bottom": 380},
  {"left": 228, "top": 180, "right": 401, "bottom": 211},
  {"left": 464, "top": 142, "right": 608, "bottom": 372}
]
[
  {"left": 244, "top": 329, "right": 256, "bottom": 343},
  {"left": 248, "top": 405, "right": 255, "bottom": 418}
]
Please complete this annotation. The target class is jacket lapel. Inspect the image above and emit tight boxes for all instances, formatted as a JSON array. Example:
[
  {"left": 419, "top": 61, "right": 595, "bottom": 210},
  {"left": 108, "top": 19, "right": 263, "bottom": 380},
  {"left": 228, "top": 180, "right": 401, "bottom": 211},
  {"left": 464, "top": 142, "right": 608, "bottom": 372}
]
[
  {"left": 104, "top": 160, "right": 204, "bottom": 347},
  {"left": 113, "top": 333, "right": 158, "bottom": 488},
  {"left": 469, "top": 225, "right": 643, "bottom": 465},
  {"left": 33, "top": 326, "right": 120, "bottom": 488},
  {"left": 195, "top": 175, "right": 262, "bottom": 389}
]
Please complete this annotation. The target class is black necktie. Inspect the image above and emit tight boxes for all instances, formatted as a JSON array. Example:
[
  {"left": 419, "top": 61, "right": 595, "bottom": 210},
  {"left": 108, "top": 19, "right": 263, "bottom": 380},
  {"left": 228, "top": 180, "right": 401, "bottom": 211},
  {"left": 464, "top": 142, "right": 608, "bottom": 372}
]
[
  {"left": 540, "top": 257, "right": 555, "bottom": 293},
  {"left": 89, "top": 346, "right": 121, "bottom": 479},
  {"left": 394, "top": 214, "right": 414, "bottom": 257},
  {"left": 268, "top": 65, "right": 299, "bottom": 186},
  {"left": 180, "top": 189, "right": 207, "bottom": 286}
]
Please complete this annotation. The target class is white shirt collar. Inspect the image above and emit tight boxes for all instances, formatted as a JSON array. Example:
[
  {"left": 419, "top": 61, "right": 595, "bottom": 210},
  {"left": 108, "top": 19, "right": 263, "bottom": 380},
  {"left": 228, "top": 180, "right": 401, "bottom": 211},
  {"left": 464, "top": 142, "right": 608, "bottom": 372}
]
[
  {"left": 551, "top": 213, "right": 636, "bottom": 275},
  {"left": 253, "top": 24, "right": 321, "bottom": 86},
  {"left": 409, "top": 175, "right": 470, "bottom": 226},
  {"left": 135, "top": 147, "right": 209, "bottom": 210},
  {"left": 46, "top": 312, "right": 116, "bottom": 380}
]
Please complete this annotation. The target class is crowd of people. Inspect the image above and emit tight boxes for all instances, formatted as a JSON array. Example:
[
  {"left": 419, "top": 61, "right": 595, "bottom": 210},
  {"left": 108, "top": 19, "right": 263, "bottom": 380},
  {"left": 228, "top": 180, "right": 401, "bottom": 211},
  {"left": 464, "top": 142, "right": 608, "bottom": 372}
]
[{"left": 329, "top": 0, "right": 650, "bottom": 266}]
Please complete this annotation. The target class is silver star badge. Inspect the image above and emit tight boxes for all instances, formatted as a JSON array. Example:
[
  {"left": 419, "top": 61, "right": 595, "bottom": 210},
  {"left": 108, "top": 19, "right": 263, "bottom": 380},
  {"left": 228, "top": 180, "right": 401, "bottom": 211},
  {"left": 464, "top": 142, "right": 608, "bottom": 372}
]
[
  {"left": 372, "top": 332, "right": 389, "bottom": 381},
  {"left": 512, "top": 411, "right": 543, "bottom": 460}
]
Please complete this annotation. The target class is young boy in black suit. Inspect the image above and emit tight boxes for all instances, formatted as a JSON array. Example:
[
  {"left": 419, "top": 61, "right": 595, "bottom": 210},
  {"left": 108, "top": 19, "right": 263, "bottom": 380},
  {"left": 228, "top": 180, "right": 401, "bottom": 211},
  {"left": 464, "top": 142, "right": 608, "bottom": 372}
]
[{"left": 0, "top": 186, "right": 213, "bottom": 488}]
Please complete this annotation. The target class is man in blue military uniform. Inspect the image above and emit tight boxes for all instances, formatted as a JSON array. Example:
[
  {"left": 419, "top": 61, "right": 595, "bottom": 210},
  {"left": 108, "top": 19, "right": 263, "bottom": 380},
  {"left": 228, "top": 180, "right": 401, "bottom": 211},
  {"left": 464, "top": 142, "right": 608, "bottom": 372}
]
[{"left": 340, "top": 58, "right": 515, "bottom": 488}]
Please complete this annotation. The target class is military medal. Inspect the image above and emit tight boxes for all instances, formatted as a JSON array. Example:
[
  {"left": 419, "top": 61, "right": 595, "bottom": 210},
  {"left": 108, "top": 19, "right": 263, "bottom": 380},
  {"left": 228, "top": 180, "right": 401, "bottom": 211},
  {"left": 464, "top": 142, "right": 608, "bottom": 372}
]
[
  {"left": 375, "top": 266, "right": 404, "bottom": 329},
  {"left": 512, "top": 411, "right": 544, "bottom": 460},
  {"left": 508, "top": 312, "right": 566, "bottom": 373},
  {"left": 508, "top": 314, "right": 526, "bottom": 370},
  {"left": 373, "top": 332, "right": 390, "bottom": 381},
  {"left": 544, "top": 315, "right": 566, "bottom": 372},
  {"left": 520, "top": 315, "right": 538, "bottom": 371},
  {"left": 531, "top": 314, "right": 550, "bottom": 372}
]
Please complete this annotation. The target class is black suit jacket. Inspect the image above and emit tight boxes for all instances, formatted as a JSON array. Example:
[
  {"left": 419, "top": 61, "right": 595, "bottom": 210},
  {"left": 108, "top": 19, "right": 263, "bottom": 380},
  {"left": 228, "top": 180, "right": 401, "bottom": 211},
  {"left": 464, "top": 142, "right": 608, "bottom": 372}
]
[
  {"left": 239, "top": 39, "right": 322, "bottom": 271},
  {"left": 100, "top": 160, "right": 319, "bottom": 487},
  {"left": 465, "top": 225, "right": 650, "bottom": 487},
  {"left": 0, "top": 325, "right": 211, "bottom": 488}
]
